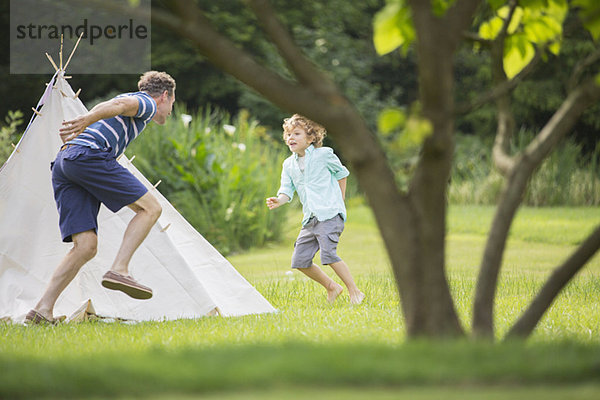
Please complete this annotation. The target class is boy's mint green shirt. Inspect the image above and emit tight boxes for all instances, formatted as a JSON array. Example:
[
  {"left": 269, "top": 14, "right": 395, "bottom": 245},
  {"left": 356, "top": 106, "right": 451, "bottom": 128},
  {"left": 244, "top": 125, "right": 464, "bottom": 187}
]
[{"left": 277, "top": 145, "right": 350, "bottom": 226}]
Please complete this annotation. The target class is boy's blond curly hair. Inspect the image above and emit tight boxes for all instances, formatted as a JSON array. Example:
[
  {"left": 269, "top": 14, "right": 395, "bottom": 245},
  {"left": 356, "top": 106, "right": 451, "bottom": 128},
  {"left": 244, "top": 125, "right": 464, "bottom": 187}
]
[{"left": 282, "top": 114, "right": 326, "bottom": 147}]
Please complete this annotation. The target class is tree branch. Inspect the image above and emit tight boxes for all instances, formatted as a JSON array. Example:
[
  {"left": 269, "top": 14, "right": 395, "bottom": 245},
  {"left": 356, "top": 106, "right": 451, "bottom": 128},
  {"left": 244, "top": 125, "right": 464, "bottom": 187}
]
[
  {"left": 523, "top": 78, "right": 600, "bottom": 165},
  {"left": 473, "top": 78, "right": 600, "bottom": 338},
  {"left": 455, "top": 50, "right": 542, "bottom": 115},
  {"left": 462, "top": 31, "right": 492, "bottom": 46},
  {"left": 246, "top": 0, "right": 334, "bottom": 92},
  {"left": 568, "top": 46, "right": 600, "bottom": 91},
  {"left": 488, "top": 3, "right": 519, "bottom": 177},
  {"left": 154, "top": 1, "right": 338, "bottom": 120},
  {"left": 506, "top": 224, "right": 600, "bottom": 339}
]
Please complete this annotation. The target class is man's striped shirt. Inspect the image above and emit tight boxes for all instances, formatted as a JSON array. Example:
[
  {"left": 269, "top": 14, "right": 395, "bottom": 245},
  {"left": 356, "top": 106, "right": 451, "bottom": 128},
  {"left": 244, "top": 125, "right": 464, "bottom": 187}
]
[{"left": 68, "top": 92, "right": 157, "bottom": 157}]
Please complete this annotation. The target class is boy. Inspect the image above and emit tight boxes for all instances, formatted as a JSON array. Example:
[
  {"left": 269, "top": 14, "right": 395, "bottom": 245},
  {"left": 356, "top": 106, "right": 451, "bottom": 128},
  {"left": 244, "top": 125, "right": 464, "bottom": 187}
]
[
  {"left": 25, "top": 71, "right": 176, "bottom": 324},
  {"left": 266, "top": 114, "right": 365, "bottom": 304}
]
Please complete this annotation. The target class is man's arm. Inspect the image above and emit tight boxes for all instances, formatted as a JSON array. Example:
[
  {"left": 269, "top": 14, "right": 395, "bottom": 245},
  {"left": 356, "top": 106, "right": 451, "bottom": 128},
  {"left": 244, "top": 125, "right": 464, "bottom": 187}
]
[
  {"left": 338, "top": 177, "right": 347, "bottom": 201},
  {"left": 59, "top": 96, "right": 139, "bottom": 143}
]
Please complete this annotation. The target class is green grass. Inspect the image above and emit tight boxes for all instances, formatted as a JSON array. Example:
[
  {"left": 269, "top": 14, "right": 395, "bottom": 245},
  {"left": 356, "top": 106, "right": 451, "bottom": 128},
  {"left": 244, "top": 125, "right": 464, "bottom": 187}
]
[
  {"left": 119, "top": 386, "right": 600, "bottom": 400},
  {"left": 2, "top": 204, "right": 600, "bottom": 399}
]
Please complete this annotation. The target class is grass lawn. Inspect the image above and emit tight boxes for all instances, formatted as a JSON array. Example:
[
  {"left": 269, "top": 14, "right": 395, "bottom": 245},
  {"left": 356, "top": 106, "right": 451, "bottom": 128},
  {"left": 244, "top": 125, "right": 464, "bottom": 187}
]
[{"left": 1, "top": 204, "right": 600, "bottom": 399}]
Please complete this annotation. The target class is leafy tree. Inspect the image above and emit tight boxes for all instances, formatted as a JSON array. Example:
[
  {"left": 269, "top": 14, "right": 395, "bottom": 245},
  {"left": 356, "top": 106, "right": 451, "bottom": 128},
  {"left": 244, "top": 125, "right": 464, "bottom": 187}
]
[
  {"left": 66, "top": 0, "right": 600, "bottom": 340},
  {"left": 374, "top": 0, "right": 600, "bottom": 339}
]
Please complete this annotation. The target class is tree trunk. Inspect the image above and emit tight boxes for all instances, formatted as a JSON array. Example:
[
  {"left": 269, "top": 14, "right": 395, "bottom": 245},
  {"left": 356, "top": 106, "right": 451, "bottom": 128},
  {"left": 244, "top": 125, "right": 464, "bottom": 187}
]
[
  {"left": 474, "top": 81, "right": 600, "bottom": 338},
  {"left": 403, "top": 0, "right": 481, "bottom": 336},
  {"left": 472, "top": 31, "right": 519, "bottom": 339}
]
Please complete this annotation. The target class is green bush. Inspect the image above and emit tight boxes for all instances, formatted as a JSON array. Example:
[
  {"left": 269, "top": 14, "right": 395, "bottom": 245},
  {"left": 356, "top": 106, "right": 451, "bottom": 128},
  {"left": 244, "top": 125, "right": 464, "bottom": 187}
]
[
  {"left": 126, "top": 107, "right": 289, "bottom": 255},
  {"left": 0, "top": 110, "right": 24, "bottom": 165},
  {"left": 525, "top": 139, "right": 600, "bottom": 206},
  {"left": 449, "top": 131, "right": 600, "bottom": 206}
]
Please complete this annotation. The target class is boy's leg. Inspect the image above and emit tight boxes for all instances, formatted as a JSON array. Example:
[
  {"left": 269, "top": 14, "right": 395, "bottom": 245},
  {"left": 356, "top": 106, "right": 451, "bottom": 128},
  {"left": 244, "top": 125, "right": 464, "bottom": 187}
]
[
  {"left": 110, "top": 192, "right": 162, "bottom": 275},
  {"left": 316, "top": 215, "right": 364, "bottom": 304},
  {"left": 31, "top": 230, "right": 98, "bottom": 320},
  {"left": 328, "top": 260, "right": 365, "bottom": 304},
  {"left": 292, "top": 220, "right": 343, "bottom": 303},
  {"left": 297, "top": 263, "right": 343, "bottom": 303}
]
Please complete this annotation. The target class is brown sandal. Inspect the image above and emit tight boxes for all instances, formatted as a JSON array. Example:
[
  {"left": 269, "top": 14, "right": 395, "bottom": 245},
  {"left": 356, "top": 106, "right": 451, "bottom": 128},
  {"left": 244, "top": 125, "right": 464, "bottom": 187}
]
[
  {"left": 24, "top": 310, "right": 57, "bottom": 325},
  {"left": 101, "top": 271, "right": 153, "bottom": 300}
]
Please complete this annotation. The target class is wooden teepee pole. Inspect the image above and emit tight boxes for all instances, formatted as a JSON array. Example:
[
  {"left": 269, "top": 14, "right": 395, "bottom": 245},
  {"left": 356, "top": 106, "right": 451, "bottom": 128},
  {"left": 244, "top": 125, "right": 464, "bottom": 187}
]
[
  {"left": 63, "top": 32, "right": 84, "bottom": 72},
  {"left": 59, "top": 35, "right": 64, "bottom": 70},
  {"left": 45, "top": 53, "right": 59, "bottom": 72}
]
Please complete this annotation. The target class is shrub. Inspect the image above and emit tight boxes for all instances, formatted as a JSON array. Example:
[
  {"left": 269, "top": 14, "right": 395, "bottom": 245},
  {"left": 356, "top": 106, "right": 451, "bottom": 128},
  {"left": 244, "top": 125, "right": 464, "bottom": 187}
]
[
  {"left": 0, "top": 110, "right": 24, "bottom": 165},
  {"left": 126, "top": 107, "right": 289, "bottom": 255},
  {"left": 449, "top": 131, "right": 600, "bottom": 206}
]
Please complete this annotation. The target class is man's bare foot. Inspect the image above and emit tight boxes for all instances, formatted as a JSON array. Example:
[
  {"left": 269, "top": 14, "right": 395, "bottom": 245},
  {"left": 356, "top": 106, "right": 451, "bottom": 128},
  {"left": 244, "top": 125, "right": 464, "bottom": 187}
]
[
  {"left": 350, "top": 291, "right": 365, "bottom": 305},
  {"left": 327, "top": 281, "right": 344, "bottom": 303}
]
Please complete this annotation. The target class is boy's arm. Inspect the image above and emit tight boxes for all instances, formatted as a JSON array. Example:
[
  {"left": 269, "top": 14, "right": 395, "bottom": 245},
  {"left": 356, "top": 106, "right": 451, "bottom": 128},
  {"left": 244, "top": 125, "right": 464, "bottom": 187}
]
[
  {"left": 267, "top": 161, "right": 295, "bottom": 210},
  {"left": 338, "top": 177, "right": 347, "bottom": 201},
  {"left": 59, "top": 96, "right": 139, "bottom": 143},
  {"left": 325, "top": 148, "right": 350, "bottom": 183},
  {"left": 266, "top": 194, "right": 291, "bottom": 210}
]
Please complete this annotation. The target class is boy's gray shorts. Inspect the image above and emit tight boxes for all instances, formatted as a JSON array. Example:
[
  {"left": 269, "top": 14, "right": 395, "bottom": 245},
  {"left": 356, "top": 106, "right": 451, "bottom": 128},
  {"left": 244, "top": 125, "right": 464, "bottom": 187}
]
[{"left": 291, "top": 214, "right": 344, "bottom": 268}]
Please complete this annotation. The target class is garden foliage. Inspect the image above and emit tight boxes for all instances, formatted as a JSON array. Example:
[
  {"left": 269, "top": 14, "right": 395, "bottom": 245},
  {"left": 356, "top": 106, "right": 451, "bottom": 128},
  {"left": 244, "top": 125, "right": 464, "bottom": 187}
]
[
  {"left": 449, "top": 132, "right": 600, "bottom": 206},
  {"left": 126, "top": 107, "right": 289, "bottom": 255},
  {"left": 0, "top": 110, "right": 24, "bottom": 166}
]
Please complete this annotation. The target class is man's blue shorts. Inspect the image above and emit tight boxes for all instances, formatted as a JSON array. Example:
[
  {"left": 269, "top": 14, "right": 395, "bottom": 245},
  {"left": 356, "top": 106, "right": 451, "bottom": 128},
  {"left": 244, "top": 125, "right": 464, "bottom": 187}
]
[{"left": 51, "top": 144, "right": 148, "bottom": 242}]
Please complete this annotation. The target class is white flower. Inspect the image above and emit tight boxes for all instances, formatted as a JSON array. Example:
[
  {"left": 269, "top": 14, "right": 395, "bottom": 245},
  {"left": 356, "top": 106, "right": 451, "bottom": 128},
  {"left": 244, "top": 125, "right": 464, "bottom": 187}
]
[
  {"left": 225, "top": 203, "right": 235, "bottom": 221},
  {"left": 332, "top": 59, "right": 340, "bottom": 66},
  {"left": 205, "top": 127, "right": 211, "bottom": 134},
  {"left": 315, "top": 38, "right": 326, "bottom": 47},
  {"left": 180, "top": 114, "right": 192, "bottom": 128},
  {"left": 231, "top": 143, "right": 246, "bottom": 152},
  {"left": 223, "top": 124, "right": 236, "bottom": 136}
]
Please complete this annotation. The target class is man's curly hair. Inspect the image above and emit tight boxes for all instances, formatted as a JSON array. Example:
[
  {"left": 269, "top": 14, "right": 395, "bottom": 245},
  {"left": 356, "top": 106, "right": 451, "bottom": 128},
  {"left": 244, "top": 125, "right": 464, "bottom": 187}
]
[
  {"left": 138, "top": 71, "right": 176, "bottom": 97},
  {"left": 282, "top": 114, "right": 326, "bottom": 147}
]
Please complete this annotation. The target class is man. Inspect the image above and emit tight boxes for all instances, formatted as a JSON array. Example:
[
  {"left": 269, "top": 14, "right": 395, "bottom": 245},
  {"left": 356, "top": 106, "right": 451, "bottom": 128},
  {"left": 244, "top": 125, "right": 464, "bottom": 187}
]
[{"left": 25, "top": 71, "right": 176, "bottom": 324}]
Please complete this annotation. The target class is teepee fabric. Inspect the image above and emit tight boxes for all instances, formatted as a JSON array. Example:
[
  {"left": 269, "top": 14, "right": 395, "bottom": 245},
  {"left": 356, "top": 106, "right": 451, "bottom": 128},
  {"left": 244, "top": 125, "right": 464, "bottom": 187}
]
[{"left": 0, "top": 71, "right": 276, "bottom": 323}]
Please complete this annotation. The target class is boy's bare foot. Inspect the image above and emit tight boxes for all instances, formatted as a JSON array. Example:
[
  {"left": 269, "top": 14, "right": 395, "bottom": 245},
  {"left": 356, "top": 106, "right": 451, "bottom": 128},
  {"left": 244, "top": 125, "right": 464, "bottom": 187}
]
[
  {"left": 350, "top": 291, "right": 365, "bottom": 305},
  {"left": 327, "top": 282, "right": 344, "bottom": 303}
]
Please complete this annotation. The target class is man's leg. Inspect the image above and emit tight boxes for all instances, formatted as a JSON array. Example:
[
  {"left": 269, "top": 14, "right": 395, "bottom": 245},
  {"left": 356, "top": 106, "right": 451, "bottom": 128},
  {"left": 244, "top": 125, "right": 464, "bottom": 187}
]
[
  {"left": 298, "top": 264, "right": 344, "bottom": 303},
  {"left": 109, "top": 192, "right": 162, "bottom": 275},
  {"left": 328, "top": 260, "right": 365, "bottom": 304},
  {"left": 33, "top": 230, "right": 98, "bottom": 320}
]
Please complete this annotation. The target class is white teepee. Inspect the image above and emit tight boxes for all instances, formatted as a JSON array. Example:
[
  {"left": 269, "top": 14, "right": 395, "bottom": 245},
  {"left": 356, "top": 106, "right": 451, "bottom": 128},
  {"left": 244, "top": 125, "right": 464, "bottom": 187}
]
[{"left": 0, "top": 71, "right": 276, "bottom": 323}]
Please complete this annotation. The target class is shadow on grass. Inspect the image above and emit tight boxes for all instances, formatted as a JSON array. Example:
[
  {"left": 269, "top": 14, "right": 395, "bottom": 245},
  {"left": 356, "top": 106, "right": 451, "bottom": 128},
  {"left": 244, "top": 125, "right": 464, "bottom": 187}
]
[{"left": 2, "top": 340, "right": 600, "bottom": 399}]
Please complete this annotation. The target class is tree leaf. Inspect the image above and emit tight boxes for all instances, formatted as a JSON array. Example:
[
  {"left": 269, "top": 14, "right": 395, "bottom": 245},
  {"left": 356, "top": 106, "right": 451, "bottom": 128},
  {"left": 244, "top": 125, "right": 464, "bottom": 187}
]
[
  {"left": 378, "top": 108, "right": 406, "bottom": 135},
  {"left": 392, "top": 114, "right": 432, "bottom": 151},
  {"left": 498, "top": 6, "right": 524, "bottom": 34},
  {"left": 548, "top": 41, "right": 561, "bottom": 55},
  {"left": 504, "top": 34, "right": 536, "bottom": 78},
  {"left": 373, "top": 1, "right": 414, "bottom": 55},
  {"left": 479, "top": 16, "right": 504, "bottom": 40}
]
